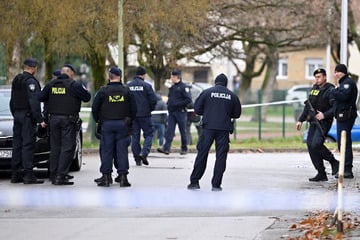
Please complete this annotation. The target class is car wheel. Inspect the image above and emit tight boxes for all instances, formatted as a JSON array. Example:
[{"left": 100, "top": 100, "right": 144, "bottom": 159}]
[{"left": 70, "top": 130, "right": 83, "bottom": 171}]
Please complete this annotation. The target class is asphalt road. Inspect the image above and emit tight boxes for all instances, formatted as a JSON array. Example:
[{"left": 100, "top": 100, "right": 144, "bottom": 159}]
[{"left": 0, "top": 151, "right": 359, "bottom": 239}]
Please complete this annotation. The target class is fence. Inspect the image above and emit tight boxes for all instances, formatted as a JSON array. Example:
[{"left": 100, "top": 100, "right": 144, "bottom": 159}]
[{"left": 80, "top": 98, "right": 305, "bottom": 143}]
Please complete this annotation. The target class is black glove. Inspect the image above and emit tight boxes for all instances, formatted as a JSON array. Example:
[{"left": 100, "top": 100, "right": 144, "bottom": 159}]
[{"left": 95, "top": 123, "right": 101, "bottom": 140}]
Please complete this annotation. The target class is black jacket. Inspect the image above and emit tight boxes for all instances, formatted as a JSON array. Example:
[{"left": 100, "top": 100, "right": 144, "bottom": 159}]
[{"left": 194, "top": 84, "right": 241, "bottom": 131}]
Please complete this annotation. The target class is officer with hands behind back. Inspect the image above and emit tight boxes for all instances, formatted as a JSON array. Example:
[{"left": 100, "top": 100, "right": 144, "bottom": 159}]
[
  {"left": 296, "top": 68, "right": 338, "bottom": 182},
  {"left": 157, "top": 70, "right": 192, "bottom": 155},
  {"left": 10, "top": 58, "right": 46, "bottom": 184},
  {"left": 187, "top": 73, "right": 241, "bottom": 191},
  {"left": 332, "top": 64, "right": 358, "bottom": 179},
  {"left": 92, "top": 67, "right": 137, "bottom": 187},
  {"left": 38, "top": 64, "right": 90, "bottom": 185}
]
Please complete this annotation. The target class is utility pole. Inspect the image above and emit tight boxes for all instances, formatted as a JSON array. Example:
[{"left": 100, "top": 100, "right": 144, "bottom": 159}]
[
  {"left": 118, "top": 0, "right": 124, "bottom": 77},
  {"left": 340, "top": 0, "right": 348, "bottom": 64}
]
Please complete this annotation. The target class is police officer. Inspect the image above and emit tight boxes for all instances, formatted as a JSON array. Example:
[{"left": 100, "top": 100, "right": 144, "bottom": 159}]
[
  {"left": 187, "top": 74, "right": 241, "bottom": 191},
  {"left": 38, "top": 64, "right": 91, "bottom": 185},
  {"left": 332, "top": 64, "right": 358, "bottom": 179},
  {"left": 296, "top": 68, "right": 338, "bottom": 182},
  {"left": 157, "top": 70, "right": 192, "bottom": 155},
  {"left": 10, "top": 58, "right": 46, "bottom": 184},
  {"left": 92, "top": 67, "right": 137, "bottom": 187},
  {"left": 151, "top": 93, "right": 168, "bottom": 147},
  {"left": 127, "top": 66, "right": 157, "bottom": 166}
]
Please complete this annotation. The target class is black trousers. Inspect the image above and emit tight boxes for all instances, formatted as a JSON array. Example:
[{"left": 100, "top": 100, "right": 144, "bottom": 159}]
[
  {"left": 12, "top": 110, "right": 36, "bottom": 173},
  {"left": 306, "top": 122, "right": 335, "bottom": 174},
  {"left": 190, "top": 129, "right": 229, "bottom": 187},
  {"left": 337, "top": 117, "right": 356, "bottom": 172},
  {"left": 49, "top": 115, "right": 76, "bottom": 176}
]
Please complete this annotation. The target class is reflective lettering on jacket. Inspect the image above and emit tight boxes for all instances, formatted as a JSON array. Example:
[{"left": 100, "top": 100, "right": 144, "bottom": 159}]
[
  {"left": 100, "top": 85, "right": 131, "bottom": 120},
  {"left": 109, "top": 95, "right": 124, "bottom": 102},
  {"left": 210, "top": 92, "right": 231, "bottom": 100},
  {"left": 51, "top": 87, "right": 66, "bottom": 94},
  {"left": 310, "top": 89, "right": 320, "bottom": 96},
  {"left": 129, "top": 86, "right": 144, "bottom": 91}
]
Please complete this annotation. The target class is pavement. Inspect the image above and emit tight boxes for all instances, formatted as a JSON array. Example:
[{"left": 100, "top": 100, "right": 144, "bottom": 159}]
[{"left": 0, "top": 150, "right": 359, "bottom": 239}]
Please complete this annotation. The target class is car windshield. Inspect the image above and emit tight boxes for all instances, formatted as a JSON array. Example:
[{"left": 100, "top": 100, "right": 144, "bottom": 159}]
[{"left": 0, "top": 89, "right": 11, "bottom": 116}]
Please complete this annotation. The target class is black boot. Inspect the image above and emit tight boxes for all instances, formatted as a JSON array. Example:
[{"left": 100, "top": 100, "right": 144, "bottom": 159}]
[
  {"left": 53, "top": 174, "right": 74, "bottom": 185},
  {"left": 96, "top": 174, "right": 113, "bottom": 187},
  {"left": 119, "top": 174, "right": 131, "bottom": 187},
  {"left": 330, "top": 160, "right": 339, "bottom": 175},
  {"left": 10, "top": 171, "right": 23, "bottom": 183},
  {"left": 23, "top": 171, "right": 44, "bottom": 184},
  {"left": 309, "top": 172, "right": 328, "bottom": 182}
]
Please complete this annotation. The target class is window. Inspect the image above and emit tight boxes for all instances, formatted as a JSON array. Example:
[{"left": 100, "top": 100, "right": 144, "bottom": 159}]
[
  {"left": 276, "top": 58, "right": 288, "bottom": 80},
  {"left": 305, "top": 59, "right": 323, "bottom": 80},
  {"left": 193, "top": 70, "right": 208, "bottom": 83}
]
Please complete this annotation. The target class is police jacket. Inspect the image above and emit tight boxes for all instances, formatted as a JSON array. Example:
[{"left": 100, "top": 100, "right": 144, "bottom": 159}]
[
  {"left": 127, "top": 76, "right": 157, "bottom": 117},
  {"left": 298, "top": 82, "right": 335, "bottom": 123},
  {"left": 151, "top": 94, "right": 167, "bottom": 124},
  {"left": 10, "top": 71, "right": 43, "bottom": 123},
  {"left": 167, "top": 81, "right": 192, "bottom": 112},
  {"left": 38, "top": 74, "right": 90, "bottom": 115},
  {"left": 194, "top": 84, "right": 241, "bottom": 131},
  {"left": 92, "top": 82, "right": 137, "bottom": 123},
  {"left": 332, "top": 75, "right": 358, "bottom": 118}
]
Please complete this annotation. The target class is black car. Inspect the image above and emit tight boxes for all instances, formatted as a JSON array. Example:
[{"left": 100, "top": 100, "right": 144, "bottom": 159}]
[{"left": 0, "top": 87, "right": 83, "bottom": 171}]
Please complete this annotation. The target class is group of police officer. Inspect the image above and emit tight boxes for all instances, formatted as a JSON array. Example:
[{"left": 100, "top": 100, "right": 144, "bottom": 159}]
[
  {"left": 296, "top": 64, "right": 358, "bottom": 181},
  {"left": 10, "top": 59, "right": 90, "bottom": 185},
  {"left": 10, "top": 58, "right": 242, "bottom": 190}
]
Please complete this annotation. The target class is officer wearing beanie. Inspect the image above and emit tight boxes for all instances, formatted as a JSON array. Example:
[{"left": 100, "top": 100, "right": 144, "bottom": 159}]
[
  {"left": 127, "top": 66, "right": 157, "bottom": 166},
  {"left": 332, "top": 64, "right": 358, "bottom": 179},
  {"left": 158, "top": 70, "right": 192, "bottom": 155},
  {"left": 187, "top": 73, "right": 241, "bottom": 191},
  {"left": 92, "top": 67, "right": 137, "bottom": 187},
  {"left": 296, "top": 68, "right": 338, "bottom": 182},
  {"left": 39, "top": 63, "right": 90, "bottom": 185},
  {"left": 10, "top": 58, "right": 46, "bottom": 184}
]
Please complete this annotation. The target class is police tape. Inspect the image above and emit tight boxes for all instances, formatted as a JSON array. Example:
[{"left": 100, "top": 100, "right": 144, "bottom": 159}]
[{"left": 80, "top": 99, "right": 305, "bottom": 114}]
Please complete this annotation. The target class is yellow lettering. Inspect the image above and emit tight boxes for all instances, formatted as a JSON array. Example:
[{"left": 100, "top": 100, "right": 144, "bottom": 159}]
[
  {"left": 109, "top": 95, "right": 124, "bottom": 102},
  {"left": 310, "top": 89, "right": 320, "bottom": 96},
  {"left": 51, "top": 87, "right": 66, "bottom": 94}
]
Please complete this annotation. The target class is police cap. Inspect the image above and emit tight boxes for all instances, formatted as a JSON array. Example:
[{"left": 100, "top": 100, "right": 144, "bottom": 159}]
[
  {"left": 109, "top": 67, "right": 122, "bottom": 76},
  {"left": 136, "top": 66, "right": 146, "bottom": 76},
  {"left": 313, "top": 68, "right": 326, "bottom": 76},
  {"left": 23, "top": 58, "right": 38, "bottom": 68},
  {"left": 64, "top": 64, "right": 76, "bottom": 74},
  {"left": 171, "top": 69, "right": 181, "bottom": 76},
  {"left": 335, "top": 64, "right": 348, "bottom": 75},
  {"left": 53, "top": 69, "right": 61, "bottom": 77}
]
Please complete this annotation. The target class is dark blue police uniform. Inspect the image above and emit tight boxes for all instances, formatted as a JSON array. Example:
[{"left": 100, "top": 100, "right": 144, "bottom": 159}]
[
  {"left": 127, "top": 66, "right": 157, "bottom": 165},
  {"left": 38, "top": 64, "right": 90, "bottom": 185},
  {"left": 92, "top": 67, "right": 137, "bottom": 187},
  {"left": 332, "top": 64, "right": 358, "bottom": 178},
  {"left": 188, "top": 74, "right": 241, "bottom": 191},
  {"left": 297, "top": 69, "right": 338, "bottom": 181},
  {"left": 10, "top": 58, "right": 44, "bottom": 184},
  {"left": 158, "top": 70, "right": 192, "bottom": 154}
]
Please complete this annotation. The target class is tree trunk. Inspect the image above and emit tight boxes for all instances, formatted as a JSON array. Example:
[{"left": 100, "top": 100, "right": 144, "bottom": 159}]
[
  {"left": 6, "top": 40, "right": 21, "bottom": 83},
  {"left": 89, "top": 50, "right": 106, "bottom": 92},
  {"left": 260, "top": 48, "right": 279, "bottom": 121}
]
